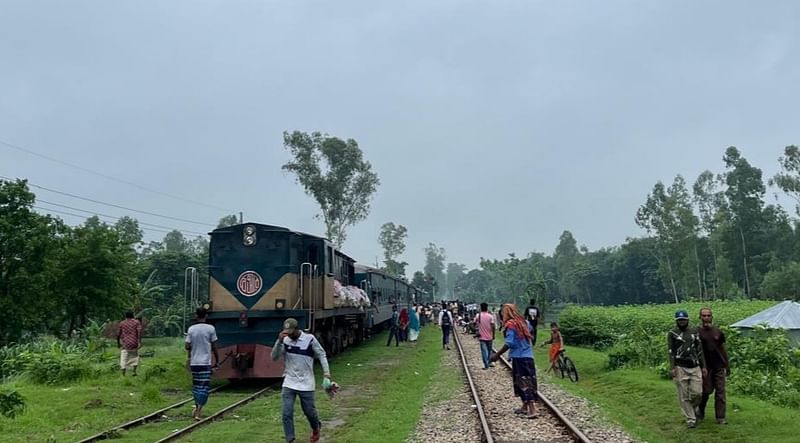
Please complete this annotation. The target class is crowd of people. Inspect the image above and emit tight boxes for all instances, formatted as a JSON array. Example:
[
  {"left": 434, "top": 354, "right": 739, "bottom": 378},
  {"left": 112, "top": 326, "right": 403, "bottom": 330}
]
[{"left": 111, "top": 298, "right": 730, "bottom": 442}]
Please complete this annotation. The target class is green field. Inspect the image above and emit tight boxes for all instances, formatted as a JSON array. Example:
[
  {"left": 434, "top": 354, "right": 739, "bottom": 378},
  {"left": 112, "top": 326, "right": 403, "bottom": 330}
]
[
  {"left": 0, "top": 328, "right": 448, "bottom": 443},
  {"left": 535, "top": 342, "right": 800, "bottom": 443}
]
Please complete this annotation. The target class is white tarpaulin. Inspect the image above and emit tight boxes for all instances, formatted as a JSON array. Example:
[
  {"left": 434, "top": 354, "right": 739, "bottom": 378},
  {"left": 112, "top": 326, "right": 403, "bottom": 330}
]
[{"left": 731, "top": 300, "right": 800, "bottom": 345}]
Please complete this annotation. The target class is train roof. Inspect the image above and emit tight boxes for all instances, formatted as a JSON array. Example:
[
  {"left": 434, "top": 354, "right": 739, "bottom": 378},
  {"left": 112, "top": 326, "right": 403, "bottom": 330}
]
[{"left": 210, "top": 222, "right": 356, "bottom": 261}]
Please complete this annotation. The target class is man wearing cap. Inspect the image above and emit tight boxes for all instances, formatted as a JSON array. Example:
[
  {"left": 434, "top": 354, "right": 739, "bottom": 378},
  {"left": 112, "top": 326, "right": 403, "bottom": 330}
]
[
  {"left": 271, "top": 318, "right": 331, "bottom": 443},
  {"left": 668, "top": 309, "right": 707, "bottom": 428}
]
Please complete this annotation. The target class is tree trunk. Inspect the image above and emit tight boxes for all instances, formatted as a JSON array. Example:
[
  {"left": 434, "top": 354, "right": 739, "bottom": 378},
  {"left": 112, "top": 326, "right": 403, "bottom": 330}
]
[
  {"left": 710, "top": 248, "right": 719, "bottom": 299},
  {"left": 739, "top": 226, "right": 751, "bottom": 297},
  {"left": 694, "top": 244, "right": 703, "bottom": 300},
  {"left": 666, "top": 257, "right": 679, "bottom": 303}
]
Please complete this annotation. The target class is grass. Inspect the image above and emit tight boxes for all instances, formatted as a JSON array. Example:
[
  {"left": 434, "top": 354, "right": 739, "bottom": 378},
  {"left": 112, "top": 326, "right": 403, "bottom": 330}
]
[
  {"left": 534, "top": 345, "right": 800, "bottom": 443},
  {"left": 0, "top": 337, "right": 219, "bottom": 443},
  {"left": 0, "top": 327, "right": 449, "bottom": 442},
  {"left": 163, "top": 326, "right": 446, "bottom": 442}
]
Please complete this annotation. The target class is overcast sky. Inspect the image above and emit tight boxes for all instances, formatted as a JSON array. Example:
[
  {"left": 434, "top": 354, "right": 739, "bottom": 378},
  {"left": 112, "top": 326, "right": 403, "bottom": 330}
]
[{"left": 2, "top": 1, "right": 799, "bottom": 274}]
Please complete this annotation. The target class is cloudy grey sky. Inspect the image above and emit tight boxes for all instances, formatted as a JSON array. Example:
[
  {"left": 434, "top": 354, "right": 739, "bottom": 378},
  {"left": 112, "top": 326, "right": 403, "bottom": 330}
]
[{"left": 2, "top": 1, "right": 799, "bottom": 274}]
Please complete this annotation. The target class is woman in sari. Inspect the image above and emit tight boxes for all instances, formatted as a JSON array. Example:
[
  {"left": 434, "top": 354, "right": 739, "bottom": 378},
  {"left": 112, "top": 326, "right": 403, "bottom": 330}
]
[
  {"left": 409, "top": 305, "right": 420, "bottom": 342},
  {"left": 490, "top": 303, "right": 539, "bottom": 419}
]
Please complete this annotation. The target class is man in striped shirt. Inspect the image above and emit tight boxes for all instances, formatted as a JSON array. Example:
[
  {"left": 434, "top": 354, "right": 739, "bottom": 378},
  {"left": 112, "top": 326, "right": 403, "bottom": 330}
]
[{"left": 272, "top": 318, "right": 331, "bottom": 443}]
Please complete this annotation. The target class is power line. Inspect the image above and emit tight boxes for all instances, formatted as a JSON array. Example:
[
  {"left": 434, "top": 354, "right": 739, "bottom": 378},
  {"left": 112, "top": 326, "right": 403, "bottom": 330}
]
[
  {"left": 0, "top": 137, "right": 236, "bottom": 213},
  {"left": 36, "top": 199, "right": 208, "bottom": 235},
  {"left": 33, "top": 205, "right": 187, "bottom": 236},
  {"left": 0, "top": 174, "right": 215, "bottom": 227}
]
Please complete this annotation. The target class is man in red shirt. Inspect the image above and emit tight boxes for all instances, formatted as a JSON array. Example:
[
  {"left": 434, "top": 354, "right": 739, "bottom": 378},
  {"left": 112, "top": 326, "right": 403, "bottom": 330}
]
[
  {"left": 117, "top": 310, "right": 142, "bottom": 376},
  {"left": 697, "top": 308, "right": 730, "bottom": 424},
  {"left": 474, "top": 302, "right": 496, "bottom": 369}
]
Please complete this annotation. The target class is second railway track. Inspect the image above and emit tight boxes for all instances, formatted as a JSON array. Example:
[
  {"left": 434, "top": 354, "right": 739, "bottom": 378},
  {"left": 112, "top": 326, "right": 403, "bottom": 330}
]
[
  {"left": 75, "top": 382, "right": 275, "bottom": 443},
  {"left": 453, "top": 329, "right": 591, "bottom": 443}
]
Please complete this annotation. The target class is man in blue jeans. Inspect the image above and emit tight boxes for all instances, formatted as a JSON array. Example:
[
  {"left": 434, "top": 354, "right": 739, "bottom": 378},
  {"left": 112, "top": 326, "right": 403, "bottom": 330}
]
[
  {"left": 271, "top": 318, "right": 331, "bottom": 443},
  {"left": 474, "top": 302, "right": 496, "bottom": 369}
]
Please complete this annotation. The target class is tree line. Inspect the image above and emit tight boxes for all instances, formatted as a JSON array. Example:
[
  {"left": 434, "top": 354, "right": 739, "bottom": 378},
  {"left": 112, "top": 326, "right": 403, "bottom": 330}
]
[{"left": 427, "top": 146, "right": 800, "bottom": 308}]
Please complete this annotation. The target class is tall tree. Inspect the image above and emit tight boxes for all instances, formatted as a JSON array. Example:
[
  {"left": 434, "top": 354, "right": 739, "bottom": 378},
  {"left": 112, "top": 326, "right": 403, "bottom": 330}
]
[
  {"left": 722, "top": 147, "right": 765, "bottom": 297},
  {"left": 423, "top": 243, "right": 446, "bottom": 299},
  {"left": 635, "top": 175, "right": 699, "bottom": 302},
  {"left": 771, "top": 145, "right": 800, "bottom": 215},
  {"left": 446, "top": 262, "right": 467, "bottom": 298},
  {"left": 554, "top": 230, "right": 579, "bottom": 302},
  {"left": 282, "top": 131, "right": 380, "bottom": 247},
  {"left": 378, "top": 222, "right": 408, "bottom": 279},
  {"left": 0, "top": 179, "right": 64, "bottom": 344}
]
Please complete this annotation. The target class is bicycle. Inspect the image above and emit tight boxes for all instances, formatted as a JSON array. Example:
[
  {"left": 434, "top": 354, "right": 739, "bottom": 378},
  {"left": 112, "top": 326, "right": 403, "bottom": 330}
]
[{"left": 555, "top": 349, "right": 579, "bottom": 382}]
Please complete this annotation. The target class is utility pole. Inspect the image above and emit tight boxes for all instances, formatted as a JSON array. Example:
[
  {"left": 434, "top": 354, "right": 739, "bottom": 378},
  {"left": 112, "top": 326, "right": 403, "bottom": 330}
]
[{"left": 239, "top": 212, "right": 243, "bottom": 224}]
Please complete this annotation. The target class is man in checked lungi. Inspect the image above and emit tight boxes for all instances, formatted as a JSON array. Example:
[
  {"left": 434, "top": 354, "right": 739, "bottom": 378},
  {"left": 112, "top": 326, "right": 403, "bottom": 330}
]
[
  {"left": 185, "top": 307, "right": 220, "bottom": 421},
  {"left": 117, "top": 310, "right": 142, "bottom": 376}
]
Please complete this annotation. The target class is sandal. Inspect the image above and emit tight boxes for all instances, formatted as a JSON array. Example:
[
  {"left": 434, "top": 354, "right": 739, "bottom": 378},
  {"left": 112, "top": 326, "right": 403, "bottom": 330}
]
[{"left": 523, "top": 414, "right": 538, "bottom": 420}]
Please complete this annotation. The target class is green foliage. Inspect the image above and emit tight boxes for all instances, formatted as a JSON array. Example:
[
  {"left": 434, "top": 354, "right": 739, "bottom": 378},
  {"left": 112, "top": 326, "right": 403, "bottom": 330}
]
[
  {"left": 560, "top": 302, "right": 800, "bottom": 408},
  {"left": 379, "top": 222, "right": 408, "bottom": 279},
  {"left": 0, "top": 390, "right": 26, "bottom": 418},
  {"left": 282, "top": 130, "right": 380, "bottom": 248},
  {"left": 725, "top": 326, "right": 800, "bottom": 408},
  {"left": 140, "top": 386, "right": 163, "bottom": 403},
  {"left": 143, "top": 364, "right": 167, "bottom": 382}
]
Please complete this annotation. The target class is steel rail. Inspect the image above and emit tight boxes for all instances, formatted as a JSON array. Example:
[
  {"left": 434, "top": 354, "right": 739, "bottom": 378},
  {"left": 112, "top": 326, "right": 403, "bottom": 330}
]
[
  {"left": 75, "top": 384, "right": 228, "bottom": 443},
  {"left": 453, "top": 330, "right": 495, "bottom": 443},
  {"left": 494, "top": 348, "right": 592, "bottom": 443},
  {"left": 153, "top": 385, "right": 273, "bottom": 443}
]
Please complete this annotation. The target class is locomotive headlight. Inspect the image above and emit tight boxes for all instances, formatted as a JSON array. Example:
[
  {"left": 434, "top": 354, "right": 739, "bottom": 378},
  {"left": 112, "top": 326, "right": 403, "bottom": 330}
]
[
  {"left": 275, "top": 299, "right": 286, "bottom": 309},
  {"left": 243, "top": 225, "right": 257, "bottom": 246}
]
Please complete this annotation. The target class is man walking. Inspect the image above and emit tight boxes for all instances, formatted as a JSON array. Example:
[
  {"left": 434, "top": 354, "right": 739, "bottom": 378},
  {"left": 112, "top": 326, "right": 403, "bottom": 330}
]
[
  {"left": 386, "top": 305, "right": 400, "bottom": 347},
  {"left": 117, "top": 310, "right": 141, "bottom": 376},
  {"left": 439, "top": 304, "right": 454, "bottom": 350},
  {"left": 474, "top": 302, "right": 496, "bottom": 369},
  {"left": 698, "top": 308, "right": 730, "bottom": 424},
  {"left": 668, "top": 310, "right": 707, "bottom": 428},
  {"left": 272, "top": 318, "right": 331, "bottom": 443},
  {"left": 185, "top": 308, "right": 220, "bottom": 420}
]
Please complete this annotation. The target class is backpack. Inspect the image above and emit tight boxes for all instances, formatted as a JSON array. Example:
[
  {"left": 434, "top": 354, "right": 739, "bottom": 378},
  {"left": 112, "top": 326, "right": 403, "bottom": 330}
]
[{"left": 440, "top": 311, "right": 451, "bottom": 327}]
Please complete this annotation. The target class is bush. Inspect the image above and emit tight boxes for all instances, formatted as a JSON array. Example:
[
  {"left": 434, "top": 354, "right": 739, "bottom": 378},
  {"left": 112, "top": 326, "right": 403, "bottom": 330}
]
[
  {"left": 25, "top": 352, "right": 93, "bottom": 385},
  {"left": 0, "top": 390, "right": 26, "bottom": 418},
  {"left": 560, "top": 302, "right": 800, "bottom": 408}
]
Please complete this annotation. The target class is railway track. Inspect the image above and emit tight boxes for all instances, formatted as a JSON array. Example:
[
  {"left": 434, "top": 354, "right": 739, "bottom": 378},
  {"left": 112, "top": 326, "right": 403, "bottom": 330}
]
[
  {"left": 453, "top": 329, "right": 591, "bottom": 443},
  {"left": 75, "top": 383, "right": 274, "bottom": 443}
]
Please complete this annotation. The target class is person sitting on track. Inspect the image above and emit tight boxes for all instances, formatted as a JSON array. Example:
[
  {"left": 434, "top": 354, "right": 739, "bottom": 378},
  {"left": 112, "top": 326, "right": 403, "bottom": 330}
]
[
  {"left": 271, "top": 317, "right": 331, "bottom": 443},
  {"left": 490, "top": 303, "right": 539, "bottom": 419}
]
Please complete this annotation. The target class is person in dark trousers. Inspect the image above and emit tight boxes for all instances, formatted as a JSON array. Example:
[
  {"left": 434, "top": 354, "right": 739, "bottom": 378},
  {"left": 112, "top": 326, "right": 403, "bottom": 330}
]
[
  {"left": 386, "top": 305, "right": 400, "bottom": 347},
  {"left": 185, "top": 308, "right": 220, "bottom": 421},
  {"left": 117, "top": 310, "right": 142, "bottom": 376},
  {"left": 271, "top": 318, "right": 330, "bottom": 443},
  {"left": 668, "top": 310, "right": 707, "bottom": 428},
  {"left": 491, "top": 303, "right": 538, "bottom": 419},
  {"left": 439, "top": 305, "right": 454, "bottom": 350},
  {"left": 697, "top": 307, "right": 730, "bottom": 424},
  {"left": 524, "top": 300, "right": 540, "bottom": 345}
]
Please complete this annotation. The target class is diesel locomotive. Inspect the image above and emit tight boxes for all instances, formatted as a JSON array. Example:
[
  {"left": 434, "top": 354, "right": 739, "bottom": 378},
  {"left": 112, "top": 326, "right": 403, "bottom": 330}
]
[{"left": 206, "top": 223, "right": 424, "bottom": 379}]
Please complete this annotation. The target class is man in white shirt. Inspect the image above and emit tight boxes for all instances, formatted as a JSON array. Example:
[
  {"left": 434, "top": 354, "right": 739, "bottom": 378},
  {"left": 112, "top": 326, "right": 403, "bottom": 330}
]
[
  {"left": 439, "top": 305, "right": 454, "bottom": 350},
  {"left": 271, "top": 318, "right": 331, "bottom": 443},
  {"left": 185, "top": 308, "right": 219, "bottom": 420}
]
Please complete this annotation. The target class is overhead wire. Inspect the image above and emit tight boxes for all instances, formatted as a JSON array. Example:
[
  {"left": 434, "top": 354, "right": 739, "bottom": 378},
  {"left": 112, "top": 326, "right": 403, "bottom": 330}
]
[
  {"left": 36, "top": 199, "right": 208, "bottom": 235},
  {"left": 0, "top": 137, "right": 236, "bottom": 213},
  {"left": 0, "top": 174, "right": 215, "bottom": 228},
  {"left": 32, "top": 205, "right": 198, "bottom": 237}
]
